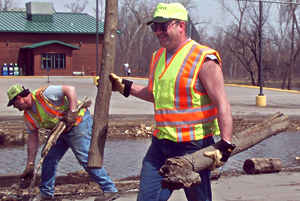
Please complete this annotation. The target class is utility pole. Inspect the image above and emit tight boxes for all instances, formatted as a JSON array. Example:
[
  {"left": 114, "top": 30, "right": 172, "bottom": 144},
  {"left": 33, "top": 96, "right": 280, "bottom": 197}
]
[
  {"left": 96, "top": 0, "right": 99, "bottom": 75},
  {"left": 255, "top": 0, "right": 267, "bottom": 107}
]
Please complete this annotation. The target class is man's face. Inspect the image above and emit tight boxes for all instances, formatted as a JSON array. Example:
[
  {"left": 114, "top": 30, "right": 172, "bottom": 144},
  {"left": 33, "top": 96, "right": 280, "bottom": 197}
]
[
  {"left": 151, "top": 20, "right": 184, "bottom": 51},
  {"left": 13, "top": 95, "right": 31, "bottom": 111}
]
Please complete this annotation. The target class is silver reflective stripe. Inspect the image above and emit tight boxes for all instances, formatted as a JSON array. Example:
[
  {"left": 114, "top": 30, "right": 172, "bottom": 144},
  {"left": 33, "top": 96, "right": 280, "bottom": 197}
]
[
  {"left": 156, "top": 104, "right": 215, "bottom": 115},
  {"left": 156, "top": 115, "right": 217, "bottom": 127}
]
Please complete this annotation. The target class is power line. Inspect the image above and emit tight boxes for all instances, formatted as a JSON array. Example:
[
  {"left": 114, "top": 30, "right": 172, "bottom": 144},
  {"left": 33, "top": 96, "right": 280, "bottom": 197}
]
[{"left": 237, "top": 0, "right": 300, "bottom": 5}]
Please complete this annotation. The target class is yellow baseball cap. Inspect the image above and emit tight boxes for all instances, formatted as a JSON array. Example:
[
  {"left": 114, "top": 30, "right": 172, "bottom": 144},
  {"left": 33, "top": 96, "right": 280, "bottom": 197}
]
[
  {"left": 7, "top": 84, "right": 24, "bottom": 106},
  {"left": 147, "top": 2, "right": 188, "bottom": 25}
]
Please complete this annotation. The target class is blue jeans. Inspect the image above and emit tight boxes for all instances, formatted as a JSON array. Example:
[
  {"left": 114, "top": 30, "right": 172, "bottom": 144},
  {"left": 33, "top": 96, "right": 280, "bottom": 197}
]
[
  {"left": 40, "top": 110, "right": 117, "bottom": 197},
  {"left": 137, "top": 136, "right": 214, "bottom": 201}
]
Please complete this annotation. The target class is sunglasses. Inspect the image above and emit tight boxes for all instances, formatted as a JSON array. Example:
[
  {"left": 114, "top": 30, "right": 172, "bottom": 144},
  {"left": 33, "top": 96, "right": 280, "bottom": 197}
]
[{"left": 150, "top": 21, "right": 178, "bottom": 32}]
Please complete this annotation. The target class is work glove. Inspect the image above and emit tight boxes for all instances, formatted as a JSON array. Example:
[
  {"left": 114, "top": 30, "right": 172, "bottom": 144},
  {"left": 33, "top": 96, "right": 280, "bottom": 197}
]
[
  {"left": 62, "top": 110, "right": 78, "bottom": 129},
  {"left": 20, "top": 162, "right": 34, "bottom": 180},
  {"left": 109, "top": 73, "right": 133, "bottom": 97},
  {"left": 203, "top": 139, "right": 236, "bottom": 170}
]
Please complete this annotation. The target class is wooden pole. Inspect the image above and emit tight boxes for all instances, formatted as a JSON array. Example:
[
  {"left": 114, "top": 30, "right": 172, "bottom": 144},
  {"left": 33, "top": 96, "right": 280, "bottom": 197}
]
[{"left": 88, "top": 0, "right": 118, "bottom": 168}]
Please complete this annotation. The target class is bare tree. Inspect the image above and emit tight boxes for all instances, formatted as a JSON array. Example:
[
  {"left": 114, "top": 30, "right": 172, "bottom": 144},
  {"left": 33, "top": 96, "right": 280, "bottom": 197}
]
[
  {"left": 115, "top": 0, "right": 157, "bottom": 76},
  {"left": 219, "top": 1, "right": 273, "bottom": 86},
  {"left": 277, "top": 0, "right": 300, "bottom": 89},
  {"left": 115, "top": 0, "right": 199, "bottom": 76},
  {"left": 93, "top": 0, "right": 105, "bottom": 21},
  {"left": 64, "top": 0, "right": 88, "bottom": 13},
  {"left": 0, "top": 0, "right": 14, "bottom": 11}
]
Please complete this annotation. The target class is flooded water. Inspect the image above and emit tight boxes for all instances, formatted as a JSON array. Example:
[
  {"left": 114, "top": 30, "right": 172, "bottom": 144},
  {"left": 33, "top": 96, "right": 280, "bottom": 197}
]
[{"left": 0, "top": 132, "right": 299, "bottom": 180}]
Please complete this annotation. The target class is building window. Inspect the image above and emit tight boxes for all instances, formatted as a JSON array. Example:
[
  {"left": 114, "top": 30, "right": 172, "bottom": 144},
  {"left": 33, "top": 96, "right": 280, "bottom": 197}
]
[{"left": 41, "top": 53, "right": 66, "bottom": 70}]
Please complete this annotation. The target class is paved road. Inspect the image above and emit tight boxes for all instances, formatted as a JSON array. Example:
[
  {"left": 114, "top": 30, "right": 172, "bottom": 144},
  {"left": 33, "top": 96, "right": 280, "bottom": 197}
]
[{"left": 1, "top": 76, "right": 300, "bottom": 118}]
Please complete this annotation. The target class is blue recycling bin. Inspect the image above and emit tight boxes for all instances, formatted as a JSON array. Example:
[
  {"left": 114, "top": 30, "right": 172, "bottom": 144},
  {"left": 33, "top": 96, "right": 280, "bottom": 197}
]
[{"left": 2, "top": 63, "right": 8, "bottom": 76}]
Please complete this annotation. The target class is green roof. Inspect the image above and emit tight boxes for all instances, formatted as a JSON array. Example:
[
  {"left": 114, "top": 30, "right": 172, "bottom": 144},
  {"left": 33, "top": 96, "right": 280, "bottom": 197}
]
[
  {"left": 0, "top": 11, "right": 104, "bottom": 34},
  {"left": 22, "top": 40, "right": 79, "bottom": 49}
]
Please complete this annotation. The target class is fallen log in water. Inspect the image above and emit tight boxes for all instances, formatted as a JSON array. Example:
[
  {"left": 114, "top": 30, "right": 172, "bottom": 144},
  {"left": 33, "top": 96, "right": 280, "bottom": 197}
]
[
  {"left": 160, "top": 112, "right": 290, "bottom": 189},
  {"left": 243, "top": 158, "right": 282, "bottom": 174}
]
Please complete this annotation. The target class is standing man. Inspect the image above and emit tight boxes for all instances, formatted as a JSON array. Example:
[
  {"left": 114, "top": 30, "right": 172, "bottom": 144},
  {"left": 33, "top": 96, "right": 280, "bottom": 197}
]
[
  {"left": 6, "top": 84, "right": 118, "bottom": 201},
  {"left": 123, "top": 63, "right": 131, "bottom": 76},
  {"left": 110, "top": 2, "right": 234, "bottom": 201}
]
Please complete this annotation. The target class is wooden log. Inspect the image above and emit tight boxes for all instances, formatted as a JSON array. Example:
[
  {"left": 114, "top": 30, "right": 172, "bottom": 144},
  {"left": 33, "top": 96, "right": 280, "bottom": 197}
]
[
  {"left": 88, "top": 0, "right": 118, "bottom": 168},
  {"left": 160, "top": 112, "right": 290, "bottom": 189},
  {"left": 0, "top": 174, "right": 20, "bottom": 187},
  {"left": 243, "top": 158, "right": 282, "bottom": 174}
]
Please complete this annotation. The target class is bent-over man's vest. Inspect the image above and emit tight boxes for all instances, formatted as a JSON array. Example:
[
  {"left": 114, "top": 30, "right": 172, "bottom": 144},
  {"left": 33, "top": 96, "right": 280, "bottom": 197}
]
[{"left": 24, "top": 87, "right": 86, "bottom": 131}]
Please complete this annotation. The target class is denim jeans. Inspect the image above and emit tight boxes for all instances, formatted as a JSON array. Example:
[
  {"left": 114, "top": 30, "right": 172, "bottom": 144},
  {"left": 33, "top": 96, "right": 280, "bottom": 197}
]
[
  {"left": 40, "top": 110, "right": 117, "bottom": 197},
  {"left": 137, "top": 136, "right": 214, "bottom": 201}
]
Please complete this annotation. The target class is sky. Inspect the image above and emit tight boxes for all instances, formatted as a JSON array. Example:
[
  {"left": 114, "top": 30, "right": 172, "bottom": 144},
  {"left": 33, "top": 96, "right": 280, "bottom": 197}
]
[
  {"left": 15, "top": 0, "right": 229, "bottom": 34},
  {"left": 16, "top": 0, "right": 225, "bottom": 21}
]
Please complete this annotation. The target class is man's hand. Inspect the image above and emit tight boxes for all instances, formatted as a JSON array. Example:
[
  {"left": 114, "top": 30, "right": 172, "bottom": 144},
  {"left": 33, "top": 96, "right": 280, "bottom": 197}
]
[
  {"left": 109, "top": 73, "right": 133, "bottom": 97},
  {"left": 203, "top": 139, "right": 236, "bottom": 170},
  {"left": 62, "top": 110, "right": 78, "bottom": 128},
  {"left": 20, "top": 162, "right": 34, "bottom": 180}
]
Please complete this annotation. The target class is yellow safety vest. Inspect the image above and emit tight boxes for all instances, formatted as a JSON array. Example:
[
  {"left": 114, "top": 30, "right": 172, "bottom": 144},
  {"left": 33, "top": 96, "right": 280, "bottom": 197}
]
[
  {"left": 148, "top": 40, "right": 221, "bottom": 142},
  {"left": 24, "top": 87, "right": 86, "bottom": 130}
]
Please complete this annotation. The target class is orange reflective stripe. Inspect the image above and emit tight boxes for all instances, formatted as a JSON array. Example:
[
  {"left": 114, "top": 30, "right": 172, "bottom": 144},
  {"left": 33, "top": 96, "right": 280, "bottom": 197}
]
[
  {"left": 35, "top": 89, "right": 64, "bottom": 117},
  {"left": 24, "top": 111, "right": 38, "bottom": 130},
  {"left": 153, "top": 129, "right": 159, "bottom": 137},
  {"left": 175, "top": 45, "right": 202, "bottom": 108},
  {"left": 155, "top": 107, "right": 217, "bottom": 126},
  {"left": 149, "top": 48, "right": 164, "bottom": 92}
]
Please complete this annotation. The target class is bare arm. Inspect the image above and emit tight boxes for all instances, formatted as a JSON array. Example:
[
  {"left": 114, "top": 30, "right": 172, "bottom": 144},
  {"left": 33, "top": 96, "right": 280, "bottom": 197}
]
[
  {"left": 61, "top": 85, "right": 78, "bottom": 111},
  {"left": 130, "top": 83, "right": 154, "bottom": 103},
  {"left": 26, "top": 130, "right": 39, "bottom": 164},
  {"left": 199, "top": 60, "right": 233, "bottom": 143}
]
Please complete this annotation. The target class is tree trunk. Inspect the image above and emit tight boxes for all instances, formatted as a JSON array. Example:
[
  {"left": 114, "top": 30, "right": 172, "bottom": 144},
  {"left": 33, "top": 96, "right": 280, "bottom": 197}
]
[
  {"left": 243, "top": 158, "right": 282, "bottom": 174},
  {"left": 160, "top": 112, "right": 289, "bottom": 189},
  {"left": 88, "top": 0, "right": 118, "bottom": 168}
]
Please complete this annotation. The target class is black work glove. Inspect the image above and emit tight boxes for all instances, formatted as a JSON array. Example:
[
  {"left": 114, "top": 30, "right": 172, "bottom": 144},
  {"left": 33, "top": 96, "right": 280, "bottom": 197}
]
[
  {"left": 109, "top": 73, "right": 133, "bottom": 97},
  {"left": 204, "top": 139, "right": 236, "bottom": 169}
]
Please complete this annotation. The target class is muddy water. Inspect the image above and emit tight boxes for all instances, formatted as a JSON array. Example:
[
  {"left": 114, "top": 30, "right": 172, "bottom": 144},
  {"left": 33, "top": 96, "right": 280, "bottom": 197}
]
[{"left": 0, "top": 132, "right": 299, "bottom": 180}]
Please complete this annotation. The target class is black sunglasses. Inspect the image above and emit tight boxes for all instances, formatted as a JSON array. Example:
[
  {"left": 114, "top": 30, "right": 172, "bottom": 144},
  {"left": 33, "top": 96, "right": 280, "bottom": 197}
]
[{"left": 150, "top": 21, "right": 177, "bottom": 32}]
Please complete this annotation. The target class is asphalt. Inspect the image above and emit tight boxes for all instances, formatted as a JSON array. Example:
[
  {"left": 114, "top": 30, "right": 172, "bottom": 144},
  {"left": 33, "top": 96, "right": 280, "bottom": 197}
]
[
  {"left": 1, "top": 76, "right": 300, "bottom": 201},
  {"left": 1, "top": 76, "right": 300, "bottom": 118},
  {"left": 60, "top": 171, "right": 300, "bottom": 201}
]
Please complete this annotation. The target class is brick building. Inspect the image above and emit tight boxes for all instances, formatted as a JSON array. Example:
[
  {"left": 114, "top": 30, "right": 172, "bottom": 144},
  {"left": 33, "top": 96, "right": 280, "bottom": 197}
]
[{"left": 0, "top": 2, "right": 104, "bottom": 76}]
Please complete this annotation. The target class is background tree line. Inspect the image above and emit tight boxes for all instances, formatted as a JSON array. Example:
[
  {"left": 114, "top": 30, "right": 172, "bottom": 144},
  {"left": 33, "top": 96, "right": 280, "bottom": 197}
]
[{"left": 2, "top": 0, "right": 300, "bottom": 89}]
